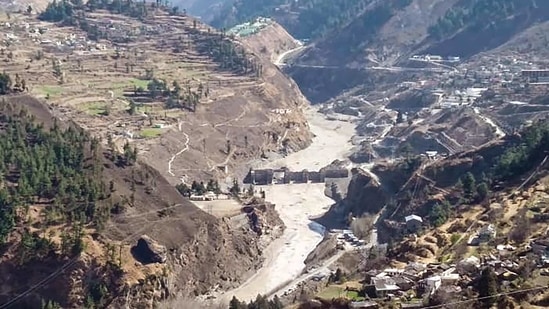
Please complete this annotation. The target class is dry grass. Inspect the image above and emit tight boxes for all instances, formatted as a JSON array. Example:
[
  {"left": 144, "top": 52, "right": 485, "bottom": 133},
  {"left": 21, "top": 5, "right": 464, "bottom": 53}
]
[{"left": 1, "top": 9, "right": 310, "bottom": 185}]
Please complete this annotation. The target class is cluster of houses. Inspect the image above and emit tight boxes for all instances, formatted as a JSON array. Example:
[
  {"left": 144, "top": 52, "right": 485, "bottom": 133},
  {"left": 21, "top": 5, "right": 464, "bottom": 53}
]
[
  {"left": 244, "top": 166, "right": 349, "bottom": 185},
  {"left": 468, "top": 224, "right": 497, "bottom": 245},
  {"left": 409, "top": 54, "right": 461, "bottom": 63},
  {"left": 227, "top": 17, "right": 273, "bottom": 38},
  {"left": 355, "top": 249, "right": 532, "bottom": 309},
  {"left": 342, "top": 232, "right": 549, "bottom": 309},
  {"left": 359, "top": 261, "right": 461, "bottom": 307}
]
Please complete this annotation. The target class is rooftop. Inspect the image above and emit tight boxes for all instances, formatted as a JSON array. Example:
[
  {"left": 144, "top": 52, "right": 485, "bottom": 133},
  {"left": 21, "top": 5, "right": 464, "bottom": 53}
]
[{"left": 405, "top": 214, "right": 423, "bottom": 223}]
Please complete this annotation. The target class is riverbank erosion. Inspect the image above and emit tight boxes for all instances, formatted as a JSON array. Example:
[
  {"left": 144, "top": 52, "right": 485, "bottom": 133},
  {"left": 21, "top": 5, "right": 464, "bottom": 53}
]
[{"left": 210, "top": 106, "right": 357, "bottom": 304}]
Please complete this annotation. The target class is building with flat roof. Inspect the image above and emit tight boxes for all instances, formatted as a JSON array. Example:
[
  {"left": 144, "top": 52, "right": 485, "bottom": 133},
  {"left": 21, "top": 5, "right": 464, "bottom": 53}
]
[{"left": 522, "top": 70, "right": 549, "bottom": 83}]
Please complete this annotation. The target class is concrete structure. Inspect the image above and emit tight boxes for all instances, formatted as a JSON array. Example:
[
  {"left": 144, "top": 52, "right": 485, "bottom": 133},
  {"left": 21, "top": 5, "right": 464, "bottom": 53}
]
[
  {"left": 350, "top": 301, "right": 379, "bottom": 309},
  {"left": 272, "top": 169, "right": 286, "bottom": 184},
  {"left": 244, "top": 167, "right": 348, "bottom": 185},
  {"left": 478, "top": 224, "right": 496, "bottom": 243},
  {"left": 456, "top": 256, "right": 480, "bottom": 275},
  {"left": 371, "top": 275, "right": 400, "bottom": 298},
  {"left": 405, "top": 215, "right": 423, "bottom": 232},
  {"left": 425, "top": 151, "right": 438, "bottom": 159},
  {"left": 420, "top": 275, "right": 441, "bottom": 295},
  {"left": 522, "top": 70, "right": 549, "bottom": 83}
]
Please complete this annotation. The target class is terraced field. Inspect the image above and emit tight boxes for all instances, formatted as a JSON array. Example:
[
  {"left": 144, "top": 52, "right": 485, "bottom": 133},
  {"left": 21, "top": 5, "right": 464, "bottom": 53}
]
[{"left": 1, "top": 9, "right": 312, "bottom": 184}]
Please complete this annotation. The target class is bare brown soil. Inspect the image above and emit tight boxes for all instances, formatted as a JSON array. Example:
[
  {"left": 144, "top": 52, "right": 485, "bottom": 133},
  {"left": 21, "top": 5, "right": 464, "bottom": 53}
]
[
  {"left": 0, "top": 95, "right": 277, "bottom": 308},
  {"left": 0, "top": 10, "right": 312, "bottom": 186},
  {"left": 240, "top": 21, "right": 299, "bottom": 63}
]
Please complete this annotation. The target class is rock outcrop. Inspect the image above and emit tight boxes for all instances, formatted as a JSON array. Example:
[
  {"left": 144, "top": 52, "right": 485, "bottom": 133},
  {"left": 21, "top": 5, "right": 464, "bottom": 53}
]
[
  {"left": 134, "top": 235, "right": 168, "bottom": 264},
  {"left": 343, "top": 168, "right": 389, "bottom": 216}
]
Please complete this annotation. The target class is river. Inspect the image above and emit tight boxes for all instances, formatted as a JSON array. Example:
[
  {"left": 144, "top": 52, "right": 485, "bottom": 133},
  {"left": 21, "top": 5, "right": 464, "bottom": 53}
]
[{"left": 217, "top": 106, "right": 356, "bottom": 303}]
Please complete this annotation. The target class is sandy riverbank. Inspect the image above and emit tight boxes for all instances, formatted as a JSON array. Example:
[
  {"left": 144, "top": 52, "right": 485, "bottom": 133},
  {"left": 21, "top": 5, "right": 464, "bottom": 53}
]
[{"left": 218, "top": 106, "right": 356, "bottom": 303}]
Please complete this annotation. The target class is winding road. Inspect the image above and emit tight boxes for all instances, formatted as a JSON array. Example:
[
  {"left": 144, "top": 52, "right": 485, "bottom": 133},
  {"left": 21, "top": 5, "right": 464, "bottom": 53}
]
[
  {"left": 473, "top": 107, "right": 506, "bottom": 138},
  {"left": 274, "top": 41, "right": 305, "bottom": 66}
]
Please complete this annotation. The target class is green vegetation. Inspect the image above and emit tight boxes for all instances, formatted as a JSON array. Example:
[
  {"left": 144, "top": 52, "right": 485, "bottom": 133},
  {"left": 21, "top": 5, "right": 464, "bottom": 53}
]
[
  {"left": 0, "top": 97, "right": 137, "bottom": 265},
  {"left": 195, "top": 30, "right": 263, "bottom": 76},
  {"left": 128, "top": 78, "right": 149, "bottom": 89},
  {"left": 212, "top": 0, "right": 413, "bottom": 41},
  {"left": 228, "top": 294, "right": 283, "bottom": 309},
  {"left": 139, "top": 127, "right": 163, "bottom": 138},
  {"left": 0, "top": 72, "right": 26, "bottom": 94},
  {"left": 38, "top": 0, "right": 77, "bottom": 24},
  {"left": 317, "top": 286, "right": 366, "bottom": 301},
  {"left": 0, "top": 72, "right": 12, "bottom": 94},
  {"left": 494, "top": 120, "right": 549, "bottom": 180},
  {"left": 41, "top": 299, "right": 62, "bottom": 309},
  {"left": 38, "top": 85, "right": 63, "bottom": 98},
  {"left": 476, "top": 267, "right": 498, "bottom": 306},
  {"left": 429, "top": 200, "right": 451, "bottom": 227},
  {"left": 39, "top": 0, "right": 259, "bottom": 76},
  {"left": 0, "top": 104, "right": 109, "bottom": 249},
  {"left": 211, "top": 0, "right": 377, "bottom": 40},
  {"left": 428, "top": 0, "right": 542, "bottom": 40},
  {"left": 176, "top": 179, "right": 221, "bottom": 197},
  {"left": 80, "top": 102, "right": 109, "bottom": 115}
]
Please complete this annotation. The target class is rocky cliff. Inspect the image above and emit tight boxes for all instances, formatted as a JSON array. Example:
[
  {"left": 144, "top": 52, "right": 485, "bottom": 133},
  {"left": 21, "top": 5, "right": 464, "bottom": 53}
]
[{"left": 342, "top": 168, "right": 389, "bottom": 217}]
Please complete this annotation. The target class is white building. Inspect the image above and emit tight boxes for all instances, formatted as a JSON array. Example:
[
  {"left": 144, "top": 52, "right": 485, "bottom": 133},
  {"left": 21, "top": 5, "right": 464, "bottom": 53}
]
[
  {"left": 421, "top": 276, "right": 442, "bottom": 295},
  {"left": 405, "top": 215, "right": 423, "bottom": 232}
]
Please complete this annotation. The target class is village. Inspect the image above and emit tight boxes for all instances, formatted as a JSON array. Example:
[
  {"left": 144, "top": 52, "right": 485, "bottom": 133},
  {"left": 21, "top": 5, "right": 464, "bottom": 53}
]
[{"left": 289, "top": 178, "right": 549, "bottom": 309}]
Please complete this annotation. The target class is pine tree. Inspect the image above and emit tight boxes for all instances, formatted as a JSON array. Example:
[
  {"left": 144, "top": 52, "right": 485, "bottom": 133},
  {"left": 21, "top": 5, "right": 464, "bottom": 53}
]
[{"left": 477, "top": 267, "right": 498, "bottom": 306}]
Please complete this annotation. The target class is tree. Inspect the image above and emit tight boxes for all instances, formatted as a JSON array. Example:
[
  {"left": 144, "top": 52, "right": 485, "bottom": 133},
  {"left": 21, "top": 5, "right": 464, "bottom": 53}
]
[
  {"left": 477, "top": 267, "right": 498, "bottom": 307},
  {"left": 509, "top": 208, "right": 531, "bottom": 244},
  {"left": 41, "top": 299, "right": 61, "bottom": 309},
  {"left": 476, "top": 182, "right": 489, "bottom": 202},
  {"left": 399, "top": 142, "right": 414, "bottom": 158},
  {"left": 229, "top": 178, "right": 240, "bottom": 196},
  {"left": 461, "top": 172, "right": 476, "bottom": 200},
  {"left": 128, "top": 99, "right": 136, "bottom": 115},
  {"left": 26, "top": 5, "right": 33, "bottom": 14},
  {"left": 429, "top": 201, "right": 451, "bottom": 227},
  {"left": 396, "top": 111, "right": 404, "bottom": 124},
  {"left": 0, "top": 72, "right": 12, "bottom": 94},
  {"left": 175, "top": 183, "right": 191, "bottom": 197},
  {"left": 229, "top": 296, "right": 246, "bottom": 309}
]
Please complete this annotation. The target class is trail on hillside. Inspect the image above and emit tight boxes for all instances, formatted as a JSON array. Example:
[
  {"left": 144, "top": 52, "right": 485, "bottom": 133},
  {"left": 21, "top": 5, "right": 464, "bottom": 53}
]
[{"left": 167, "top": 123, "right": 190, "bottom": 177}]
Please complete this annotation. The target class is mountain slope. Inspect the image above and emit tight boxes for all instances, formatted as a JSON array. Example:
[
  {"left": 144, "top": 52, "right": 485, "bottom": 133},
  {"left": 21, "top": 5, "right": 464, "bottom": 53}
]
[
  {"left": 0, "top": 95, "right": 272, "bottom": 308},
  {"left": 296, "top": 0, "right": 549, "bottom": 67},
  {"left": 210, "top": 0, "right": 373, "bottom": 40},
  {"left": 172, "top": 0, "right": 225, "bottom": 21},
  {"left": 1, "top": 3, "right": 312, "bottom": 184}
]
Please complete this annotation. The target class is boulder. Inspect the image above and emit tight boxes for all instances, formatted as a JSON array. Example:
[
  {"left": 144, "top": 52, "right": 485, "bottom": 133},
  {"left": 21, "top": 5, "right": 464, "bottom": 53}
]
[{"left": 133, "top": 235, "right": 167, "bottom": 264}]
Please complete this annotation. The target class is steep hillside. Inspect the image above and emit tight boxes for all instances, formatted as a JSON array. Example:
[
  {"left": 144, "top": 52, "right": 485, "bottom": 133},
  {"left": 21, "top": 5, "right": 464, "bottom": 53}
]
[
  {"left": 0, "top": 95, "right": 279, "bottom": 308},
  {"left": 424, "top": 0, "right": 549, "bottom": 58},
  {"left": 295, "top": 0, "right": 549, "bottom": 66},
  {"left": 210, "top": 0, "right": 372, "bottom": 41},
  {"left": 236, "top": 19, "right": 300, "bottom": 63},
  {"left": 340, "top": 119, "right": 549, "bottom": 247},
  {"left": 0, "top": 3, "right": 312, "bottom": 185},
  {"left": 172, "top": 0, "right": 225, "bottom": 22}
]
